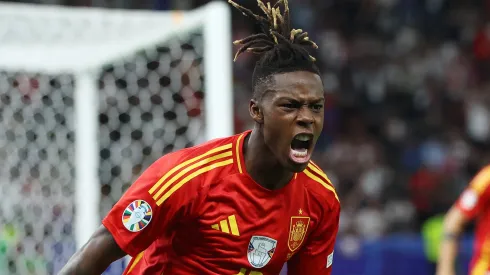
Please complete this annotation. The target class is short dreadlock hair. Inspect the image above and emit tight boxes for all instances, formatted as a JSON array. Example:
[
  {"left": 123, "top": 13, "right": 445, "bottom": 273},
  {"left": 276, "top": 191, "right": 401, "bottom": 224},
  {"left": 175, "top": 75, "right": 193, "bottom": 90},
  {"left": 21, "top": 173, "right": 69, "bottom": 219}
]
[{"left": 229, "top": 0, "right": 321, "bottom": 100}]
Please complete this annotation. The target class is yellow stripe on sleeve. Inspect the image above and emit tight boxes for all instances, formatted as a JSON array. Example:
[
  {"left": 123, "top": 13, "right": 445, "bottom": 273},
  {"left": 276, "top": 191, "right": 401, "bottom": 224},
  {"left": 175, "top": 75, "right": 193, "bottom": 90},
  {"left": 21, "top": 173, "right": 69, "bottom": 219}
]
[
  {"left": 148, "top": 143, "right": 232, "bottom": 194},
  {"left": 151, "top": 151, "right": 232, "bottom": 201},
  {"left": 307, "top": 163, "right": 334, "bottom": 186},
  {"left": 156, "top": 158, "right": 233, "bottom": 205},
  {"left": 303, "top": 168, "right": 339, "bottom": 202},
  {"left": 310, "top": 160, "right": 322, "bottom": 170}
]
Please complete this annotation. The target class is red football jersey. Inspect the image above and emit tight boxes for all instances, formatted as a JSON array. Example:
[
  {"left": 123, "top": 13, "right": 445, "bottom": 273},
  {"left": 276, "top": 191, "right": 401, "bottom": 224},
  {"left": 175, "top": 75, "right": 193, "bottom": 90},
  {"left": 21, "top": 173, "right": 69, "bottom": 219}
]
[
  {"left": 102, "top": 130, "right": 340, "bottom": 275},
  {"left": 456, "top": 165, "right": 490, "bottom": 275}
]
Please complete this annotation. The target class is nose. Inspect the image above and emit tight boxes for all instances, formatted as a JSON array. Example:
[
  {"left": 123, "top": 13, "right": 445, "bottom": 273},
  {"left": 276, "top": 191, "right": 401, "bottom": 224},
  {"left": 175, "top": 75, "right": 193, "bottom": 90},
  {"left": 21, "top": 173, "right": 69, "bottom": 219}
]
[{"left": 296, "top": 107, "right": 314, "bottom": 128}]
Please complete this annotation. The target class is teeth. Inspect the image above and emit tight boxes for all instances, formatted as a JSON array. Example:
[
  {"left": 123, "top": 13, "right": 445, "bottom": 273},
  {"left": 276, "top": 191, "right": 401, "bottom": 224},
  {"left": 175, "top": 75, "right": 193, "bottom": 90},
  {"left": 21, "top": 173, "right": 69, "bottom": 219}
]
[
  {"left": 292, "top": 149, "right": 308, "bottom": 157},
  {"left": 295, "top": 134, "right": 311, "bottom": 141}
]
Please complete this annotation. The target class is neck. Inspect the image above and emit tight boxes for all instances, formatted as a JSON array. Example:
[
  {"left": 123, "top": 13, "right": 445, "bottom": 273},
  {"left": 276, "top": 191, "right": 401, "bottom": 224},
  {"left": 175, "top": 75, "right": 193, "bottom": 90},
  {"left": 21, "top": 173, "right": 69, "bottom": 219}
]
[{"left": 243, "top": 128, "right": 294, "bottom": 190}]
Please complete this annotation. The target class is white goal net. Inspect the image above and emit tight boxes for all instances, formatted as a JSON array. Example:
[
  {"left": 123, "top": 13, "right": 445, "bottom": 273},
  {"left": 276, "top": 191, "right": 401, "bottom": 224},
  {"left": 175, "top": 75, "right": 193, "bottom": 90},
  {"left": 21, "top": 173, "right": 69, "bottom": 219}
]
[{"left": 0, "top": 3, "right": 232, "bottom": 274}]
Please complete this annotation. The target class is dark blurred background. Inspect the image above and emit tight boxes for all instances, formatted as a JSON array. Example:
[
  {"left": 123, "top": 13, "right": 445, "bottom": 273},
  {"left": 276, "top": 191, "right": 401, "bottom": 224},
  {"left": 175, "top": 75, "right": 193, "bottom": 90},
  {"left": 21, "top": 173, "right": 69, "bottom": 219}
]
[{"left": 1, "top": 0, "right": 490, "bottom": 274}]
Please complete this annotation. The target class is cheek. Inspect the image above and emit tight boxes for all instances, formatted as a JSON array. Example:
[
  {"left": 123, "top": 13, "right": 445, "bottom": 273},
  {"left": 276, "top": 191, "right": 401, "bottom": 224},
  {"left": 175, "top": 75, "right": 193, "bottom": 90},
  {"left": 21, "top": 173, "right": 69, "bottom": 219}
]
[
  {"left": 263, "top": 128, "right": 289, "bottom": 158},
  {"left": 316, "top": 114, "right": 324, "bottom": 130},
  {"left": 263, "top": 112, "right": 289, "bottom": 146},
  {"left": 262, "top": 119, "right": 280, "bottom": 141}
]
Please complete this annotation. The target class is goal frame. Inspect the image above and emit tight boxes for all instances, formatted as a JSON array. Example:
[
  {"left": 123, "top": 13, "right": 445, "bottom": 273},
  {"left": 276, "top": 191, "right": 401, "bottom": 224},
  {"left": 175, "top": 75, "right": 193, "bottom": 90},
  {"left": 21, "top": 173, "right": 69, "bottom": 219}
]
[{"left": 0, "top": 2, "right": 233, "bottom": 249}]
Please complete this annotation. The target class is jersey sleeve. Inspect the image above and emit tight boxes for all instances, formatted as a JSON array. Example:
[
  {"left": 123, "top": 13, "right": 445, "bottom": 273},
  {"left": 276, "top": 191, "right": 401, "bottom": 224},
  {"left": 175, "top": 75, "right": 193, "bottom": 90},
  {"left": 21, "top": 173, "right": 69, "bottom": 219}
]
[
  {"left": 287, "top": 200, "right": 340, "bottom": 275},
  {"left": 102, "top": 151, "right": 202, "bottom": 257},
  {"left": 456, "top": 166, "right": 490, "bottom": 219}
]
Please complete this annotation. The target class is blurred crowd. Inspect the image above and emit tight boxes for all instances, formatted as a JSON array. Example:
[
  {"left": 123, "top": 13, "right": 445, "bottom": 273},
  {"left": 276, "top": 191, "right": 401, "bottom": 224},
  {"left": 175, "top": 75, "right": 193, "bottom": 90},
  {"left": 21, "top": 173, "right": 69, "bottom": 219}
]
[
  {"left": 2, "top": 0, "right": 490, "bottom": 269},
  {"left": 0, "top": 0, "right": 489, "bottom": 274},
  {"left": 223, "top": 0, "right": 490, "bottom": 240}
]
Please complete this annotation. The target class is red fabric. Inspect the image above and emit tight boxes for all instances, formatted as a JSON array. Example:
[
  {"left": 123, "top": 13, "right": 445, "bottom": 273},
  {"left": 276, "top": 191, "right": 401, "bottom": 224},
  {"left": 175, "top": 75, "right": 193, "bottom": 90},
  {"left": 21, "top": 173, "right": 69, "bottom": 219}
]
[
  {"left": 409, "top": 168, "right": 440, "bottom": 212},
  {"left": 455, "top": 166, "right": 490, "bottom": 273},
  {"left": 473, "top": 29, "right": 490, "bottom": 60},
  {"left": 103, "top": 131, "right": 340, "bottom": 275}
]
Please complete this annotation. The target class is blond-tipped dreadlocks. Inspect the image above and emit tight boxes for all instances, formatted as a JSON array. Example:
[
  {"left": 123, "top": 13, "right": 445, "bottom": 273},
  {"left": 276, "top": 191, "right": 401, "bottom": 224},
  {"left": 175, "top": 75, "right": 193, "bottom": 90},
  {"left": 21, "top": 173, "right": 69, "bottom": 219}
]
[
  {"left": 229, "top": 0, "right": 318, "bottom": 62},
  {"left": 228, "top": 0, "right": 321, "bottom": 100}
]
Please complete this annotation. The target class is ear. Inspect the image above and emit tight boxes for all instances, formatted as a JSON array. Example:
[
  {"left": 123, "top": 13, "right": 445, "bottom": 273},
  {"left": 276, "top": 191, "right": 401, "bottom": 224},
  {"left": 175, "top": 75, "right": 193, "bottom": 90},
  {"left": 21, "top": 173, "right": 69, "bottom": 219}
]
[{"left": 249, "top": 99, "right": 264, "bottom": 124}]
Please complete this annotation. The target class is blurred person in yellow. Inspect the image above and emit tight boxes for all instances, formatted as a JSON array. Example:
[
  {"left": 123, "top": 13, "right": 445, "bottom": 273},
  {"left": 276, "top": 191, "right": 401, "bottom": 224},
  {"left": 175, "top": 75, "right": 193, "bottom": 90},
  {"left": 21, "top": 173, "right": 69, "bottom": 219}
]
[
  {"left": 436, "top": 165, "right": 490, "bottom": 275},
  {"left": 422, "top": 215, "right": 444, "bottom": 274}
]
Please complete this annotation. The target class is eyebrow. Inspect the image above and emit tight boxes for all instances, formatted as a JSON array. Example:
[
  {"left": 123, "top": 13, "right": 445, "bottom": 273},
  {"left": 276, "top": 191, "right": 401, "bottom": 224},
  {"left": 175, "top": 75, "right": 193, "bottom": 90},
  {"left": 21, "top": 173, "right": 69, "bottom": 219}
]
[{"left": 275, "top": 96, "right": 325, "bottom": 103}]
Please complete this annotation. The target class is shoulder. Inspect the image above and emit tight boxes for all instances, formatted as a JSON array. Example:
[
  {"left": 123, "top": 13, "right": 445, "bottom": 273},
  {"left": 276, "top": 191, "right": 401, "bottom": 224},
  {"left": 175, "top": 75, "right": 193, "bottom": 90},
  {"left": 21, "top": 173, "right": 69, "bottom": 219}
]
[
  {"left": 156, "top": 134, "right": 237, "bottom": 167},
  {"left": 146, "top": 134, "right": 241, "bottom": 206},
  {"left": 299, "top": 161, "right": 340, "bottom": 212},
  {"left": 150, "top": 132, "right": 245, "bottom": 184}
]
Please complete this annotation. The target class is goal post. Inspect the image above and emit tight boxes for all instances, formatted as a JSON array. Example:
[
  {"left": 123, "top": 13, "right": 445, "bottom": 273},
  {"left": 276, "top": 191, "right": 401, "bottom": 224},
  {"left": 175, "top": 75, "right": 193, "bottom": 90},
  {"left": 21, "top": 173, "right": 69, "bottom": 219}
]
[{"left": 0, "top": 2, "right": 232, "bottom": 268}]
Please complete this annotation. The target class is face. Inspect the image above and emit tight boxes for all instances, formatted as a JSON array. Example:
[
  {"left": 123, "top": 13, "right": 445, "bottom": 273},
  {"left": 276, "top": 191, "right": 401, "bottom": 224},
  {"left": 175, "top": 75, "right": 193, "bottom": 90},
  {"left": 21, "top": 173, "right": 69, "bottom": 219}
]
[{"left": 250, "top": 71, "right": 324, "bottom": 172}]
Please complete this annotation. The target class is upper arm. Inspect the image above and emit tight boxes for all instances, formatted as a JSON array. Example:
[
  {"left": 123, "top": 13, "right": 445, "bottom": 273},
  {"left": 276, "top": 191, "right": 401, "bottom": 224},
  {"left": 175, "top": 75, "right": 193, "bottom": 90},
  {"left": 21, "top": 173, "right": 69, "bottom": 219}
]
[
  {"left": 443, "top": 205, "right": 469, "bottom": 234},
  {"left": 59, "top": 225, "right": 126, "bottom": 275},
  {"left": 86, "top": 225, "right": 126, "bottom": 260},
  {"left": 455, "top": 166, "right": 490, "bottom": 220},
  {"left": 287, "top": 201, "right": 340, "bottom": 275},
  {"left": 102, "top": 152, "right": 203, "bottom": 256}
]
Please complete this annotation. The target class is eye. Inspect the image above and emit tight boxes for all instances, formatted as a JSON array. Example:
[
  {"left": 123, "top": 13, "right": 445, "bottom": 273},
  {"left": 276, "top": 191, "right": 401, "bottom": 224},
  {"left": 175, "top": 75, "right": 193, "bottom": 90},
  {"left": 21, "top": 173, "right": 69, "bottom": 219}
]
[
  {"left": 281, "top": 102, "right": 300, "bottom": 110},
  {"left": 311, "top": 104, "right": 323, "bottom": 111}
]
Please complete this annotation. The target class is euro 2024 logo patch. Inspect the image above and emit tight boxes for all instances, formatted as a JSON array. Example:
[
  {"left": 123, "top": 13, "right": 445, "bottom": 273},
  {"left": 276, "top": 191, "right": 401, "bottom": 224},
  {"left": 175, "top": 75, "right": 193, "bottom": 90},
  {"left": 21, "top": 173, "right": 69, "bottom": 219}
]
[
  {"left": 122, "top": 200, "right": 152, "bottom": 232},
  {"left": 247, "top": 236, "right": 277, "bottom": 269}
]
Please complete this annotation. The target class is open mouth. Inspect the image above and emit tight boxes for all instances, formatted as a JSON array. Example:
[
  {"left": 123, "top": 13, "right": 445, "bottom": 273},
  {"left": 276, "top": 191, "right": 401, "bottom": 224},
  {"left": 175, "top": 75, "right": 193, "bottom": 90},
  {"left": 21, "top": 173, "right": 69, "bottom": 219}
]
[{"left": 289, "top": 133, "right": 313, "bottom": 164}]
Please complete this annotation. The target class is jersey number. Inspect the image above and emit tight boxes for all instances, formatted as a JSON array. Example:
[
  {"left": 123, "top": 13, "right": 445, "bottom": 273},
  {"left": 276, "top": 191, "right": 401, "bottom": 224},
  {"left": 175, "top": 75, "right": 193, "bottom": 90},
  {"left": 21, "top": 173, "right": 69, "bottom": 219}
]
[{"left": 235, "top": 268, "right": 263, "bottom": 275}]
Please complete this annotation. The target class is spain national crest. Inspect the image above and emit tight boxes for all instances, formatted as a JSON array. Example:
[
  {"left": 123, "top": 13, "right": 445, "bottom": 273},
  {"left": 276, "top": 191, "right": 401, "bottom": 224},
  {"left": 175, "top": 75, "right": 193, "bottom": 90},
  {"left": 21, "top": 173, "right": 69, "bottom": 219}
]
[
  {"left": 288, "top": 216, "right": 310, "bottom": 251},
  {"left": 122, "top": 200, "right": 152, "bottom": 232},
  {"left": 247, "top": 236, "right": 277, "bottom": 269}
]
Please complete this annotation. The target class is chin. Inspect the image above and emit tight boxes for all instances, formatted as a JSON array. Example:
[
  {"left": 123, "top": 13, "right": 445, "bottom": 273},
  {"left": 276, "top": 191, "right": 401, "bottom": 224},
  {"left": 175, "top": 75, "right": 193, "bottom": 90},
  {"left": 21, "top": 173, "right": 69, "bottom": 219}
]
[{"left": 286, "top": 159, "right": 309, "bottom": 173}]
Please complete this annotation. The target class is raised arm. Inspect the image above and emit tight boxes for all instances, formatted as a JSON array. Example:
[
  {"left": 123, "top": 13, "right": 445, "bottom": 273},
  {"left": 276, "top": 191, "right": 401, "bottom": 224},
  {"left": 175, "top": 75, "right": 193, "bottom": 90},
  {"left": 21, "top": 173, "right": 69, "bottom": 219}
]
[
  {"left": 436, "top": 206, "right": 468, "bottom": 275},
  {"left": 436, "top": 165, "right": 490, "bottom": 275},
  {"left": 58, "top": 225, "right": 126, "bottom": 275}
]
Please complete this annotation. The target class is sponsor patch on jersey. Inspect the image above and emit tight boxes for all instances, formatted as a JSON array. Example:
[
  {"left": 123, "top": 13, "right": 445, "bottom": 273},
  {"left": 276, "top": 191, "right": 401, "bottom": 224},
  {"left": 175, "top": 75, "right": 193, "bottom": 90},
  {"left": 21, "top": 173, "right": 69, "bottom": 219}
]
[
  {"left": 122, "top": 200, "right": 152, "bottom": 232},
  {"left": 327, "top": 251, "right": 334, "bottom": 268},
  {"left": 460, "top": 190, "right": 478, "bottom": 210},
  {"left": 247, "top": 236, "right": 277, "bottom": 268}
]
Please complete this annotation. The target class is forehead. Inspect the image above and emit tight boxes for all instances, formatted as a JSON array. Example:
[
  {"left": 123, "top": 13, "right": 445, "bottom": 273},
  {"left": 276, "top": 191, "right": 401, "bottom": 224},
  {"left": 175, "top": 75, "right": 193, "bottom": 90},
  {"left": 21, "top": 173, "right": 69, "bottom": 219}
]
[{"left": 268, "top": 71, "right": 324, "bottom": 100}]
